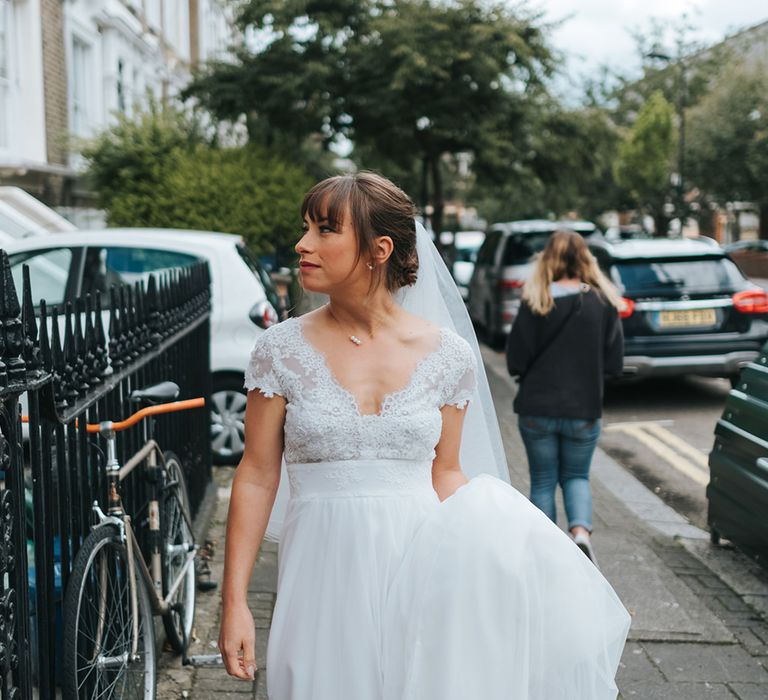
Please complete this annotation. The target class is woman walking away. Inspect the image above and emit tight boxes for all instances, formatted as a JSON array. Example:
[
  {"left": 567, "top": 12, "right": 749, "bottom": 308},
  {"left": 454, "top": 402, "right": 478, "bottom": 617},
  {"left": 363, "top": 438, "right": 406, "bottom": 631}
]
[
  {"left": 507, "top": 230, "right": 624, "bottom": 567},
  {"left": 220, "top": 175, "right": 630, "bottom": 699}
]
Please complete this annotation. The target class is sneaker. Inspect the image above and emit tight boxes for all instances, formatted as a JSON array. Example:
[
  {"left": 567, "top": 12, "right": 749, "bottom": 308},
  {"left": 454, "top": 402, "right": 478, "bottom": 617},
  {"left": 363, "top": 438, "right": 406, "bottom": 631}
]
[{"left": 572, "top": 532, "right": 600, "bottom": 570}]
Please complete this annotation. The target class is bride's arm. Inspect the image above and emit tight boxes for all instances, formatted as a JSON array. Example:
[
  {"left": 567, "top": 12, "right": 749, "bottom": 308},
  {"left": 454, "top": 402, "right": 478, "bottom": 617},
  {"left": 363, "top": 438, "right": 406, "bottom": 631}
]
[
  {"left": 219, "top": 390, "right": 286, "bottom": 680},
  {"left": 432, "top": 405, "right": 470, "bottom": 501}
]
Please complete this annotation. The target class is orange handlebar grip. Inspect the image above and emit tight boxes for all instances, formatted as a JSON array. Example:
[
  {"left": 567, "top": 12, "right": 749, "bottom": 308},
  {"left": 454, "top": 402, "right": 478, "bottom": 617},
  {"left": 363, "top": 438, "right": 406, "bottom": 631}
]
[{"left": 21, "top": 397, "right": 205, "bottom": 433}]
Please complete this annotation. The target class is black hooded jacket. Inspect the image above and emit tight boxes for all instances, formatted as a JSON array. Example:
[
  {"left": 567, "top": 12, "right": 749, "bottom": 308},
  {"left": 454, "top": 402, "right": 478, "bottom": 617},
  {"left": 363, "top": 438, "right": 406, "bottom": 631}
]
[{"left": 505, "top": 287, "right": 624, "bottom": 420}]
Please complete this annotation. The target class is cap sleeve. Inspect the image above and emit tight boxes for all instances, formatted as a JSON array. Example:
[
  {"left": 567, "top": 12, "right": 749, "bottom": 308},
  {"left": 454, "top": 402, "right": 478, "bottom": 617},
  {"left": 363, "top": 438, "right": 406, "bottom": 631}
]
[
  {"left": 244, "top": 330, "right": 284, "bottom": 398},
  {"left": 442, "top": 333, "right": 477, "bottom": 410}
]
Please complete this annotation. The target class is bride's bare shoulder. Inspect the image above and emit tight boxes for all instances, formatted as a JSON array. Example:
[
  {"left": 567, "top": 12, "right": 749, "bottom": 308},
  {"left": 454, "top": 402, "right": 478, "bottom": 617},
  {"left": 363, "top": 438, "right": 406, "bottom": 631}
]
[
  {"left": 295, "top": 306, "right": 330, "bottom": 331},
  {"left": 395, "top": 310, "right": 441, "bottom": 349}
]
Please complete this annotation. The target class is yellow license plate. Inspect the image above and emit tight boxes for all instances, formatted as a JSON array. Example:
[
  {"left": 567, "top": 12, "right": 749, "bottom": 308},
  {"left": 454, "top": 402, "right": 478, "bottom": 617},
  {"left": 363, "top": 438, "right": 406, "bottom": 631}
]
[{"left": 658, "top": 308, "right": 717, "bottom": 328}]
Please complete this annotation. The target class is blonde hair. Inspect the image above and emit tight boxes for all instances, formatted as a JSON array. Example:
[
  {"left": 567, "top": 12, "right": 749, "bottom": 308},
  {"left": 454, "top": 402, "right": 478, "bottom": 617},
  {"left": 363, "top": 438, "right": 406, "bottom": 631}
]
[{"left": 522, "top": 230, "right": 623, "bottom": 315}]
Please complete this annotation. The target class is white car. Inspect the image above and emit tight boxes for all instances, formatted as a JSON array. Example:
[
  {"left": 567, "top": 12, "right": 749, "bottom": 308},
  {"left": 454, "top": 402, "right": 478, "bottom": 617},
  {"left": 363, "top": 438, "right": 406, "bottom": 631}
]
[
  {"left": 450, "top": 231, "right": 485, "bottom": 301},
  {"left": 5, "top": 228, "right": 280, "bottom": 464}
]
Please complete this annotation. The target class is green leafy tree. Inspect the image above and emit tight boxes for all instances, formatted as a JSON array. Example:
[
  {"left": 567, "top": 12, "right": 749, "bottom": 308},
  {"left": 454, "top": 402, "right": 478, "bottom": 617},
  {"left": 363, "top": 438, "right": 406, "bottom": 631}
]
[
  {"left": 183, "top": 1, "right": 367, "bottom": 156},
  {"left": 584, "top": 16, "right": 728, "bottom": 129},
  {"left": 81, "top": 102, "right": 208, "bottom": 224},
  {"left": 687, "top": 63, "right": 768, "bottom": 238},
  {"left": 468, "top": 100, "right": 627, "bottom": 224},
  {"left": 342, "top": 1, "right": 553, "bottom": 234},
  {"left": 82, "top": 106, "right": 312, "bottom": 256},
  {"left": 615, "top": 91, "right": 676, "bottom": 234},
  {"left": 184, "top": 0, "right": 555, "bottom": 235}
]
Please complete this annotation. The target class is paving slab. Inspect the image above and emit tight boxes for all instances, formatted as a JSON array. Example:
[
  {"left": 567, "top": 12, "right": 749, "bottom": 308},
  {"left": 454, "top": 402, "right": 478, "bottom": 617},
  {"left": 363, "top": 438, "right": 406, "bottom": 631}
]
[
  {"left": 728, "top": 682, "right": 768, "bottom": 700},
  {"left": 619, "top": 681, "right": 739, "bottom": 699},
  {"left": 616, "top": 643, "right": 666, "bottom": 683},
  {"left": 609, "top": 539, "right": 733, "bottom": 642},
  {"left": 681, "top": 537, "right": 768, "bottom": 622},
  {"left": 642, "top": 642, "right": 768, "bottom": 683}
]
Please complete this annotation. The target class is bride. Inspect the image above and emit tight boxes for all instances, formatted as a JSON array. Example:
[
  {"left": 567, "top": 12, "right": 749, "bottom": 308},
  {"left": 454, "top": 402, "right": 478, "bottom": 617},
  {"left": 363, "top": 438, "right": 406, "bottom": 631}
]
[{"left": 218, "top": 172, "right": 630, "bottom": 699}]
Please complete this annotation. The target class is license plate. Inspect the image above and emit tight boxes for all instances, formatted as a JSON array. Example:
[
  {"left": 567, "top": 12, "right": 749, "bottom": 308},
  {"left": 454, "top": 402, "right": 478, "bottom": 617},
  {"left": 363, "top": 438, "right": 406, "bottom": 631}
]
[{"left": 658, "top": 308, "right": 717, "bottom": 328}]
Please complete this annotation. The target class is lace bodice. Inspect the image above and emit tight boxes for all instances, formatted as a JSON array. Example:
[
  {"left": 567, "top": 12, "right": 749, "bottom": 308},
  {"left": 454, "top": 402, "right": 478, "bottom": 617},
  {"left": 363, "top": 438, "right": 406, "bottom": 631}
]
[{"left": 244, "top": 317, "right": 476, "bottom": 464}]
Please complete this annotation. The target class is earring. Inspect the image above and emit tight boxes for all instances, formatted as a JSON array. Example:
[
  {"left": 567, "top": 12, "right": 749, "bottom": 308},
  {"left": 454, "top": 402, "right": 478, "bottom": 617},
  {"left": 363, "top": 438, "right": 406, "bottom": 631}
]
[{"left": 366, "top": 262, "right": 374, "bottom": 270}]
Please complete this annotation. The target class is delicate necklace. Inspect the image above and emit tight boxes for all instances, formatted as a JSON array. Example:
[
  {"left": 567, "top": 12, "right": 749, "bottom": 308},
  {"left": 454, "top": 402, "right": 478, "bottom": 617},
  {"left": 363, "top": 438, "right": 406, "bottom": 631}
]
[{"left": 328, "top": 307, "right": 368, "bottom": 347}]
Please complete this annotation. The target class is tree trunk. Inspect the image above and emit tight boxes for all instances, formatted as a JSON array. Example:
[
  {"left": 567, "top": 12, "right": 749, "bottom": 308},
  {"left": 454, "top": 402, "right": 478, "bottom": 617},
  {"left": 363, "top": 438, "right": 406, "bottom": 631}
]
[
  {"left": 420, "top": 156, "right": 429, "bottom": 228},
  {"left": 430, "top": 154, "right": 444, "bottom": 239},
  {"left": 760, "top": 202, "right": 768, "bottom": 240},
  {"left": 653, "top": 211, "right": 669, "bottom": 238}
]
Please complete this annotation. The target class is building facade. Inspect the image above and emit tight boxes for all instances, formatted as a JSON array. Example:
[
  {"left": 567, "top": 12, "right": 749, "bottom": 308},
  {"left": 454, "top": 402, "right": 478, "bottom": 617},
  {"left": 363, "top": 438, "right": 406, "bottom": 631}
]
[{"left": 0, "top": 0, "right": 238, "bottom": 221}]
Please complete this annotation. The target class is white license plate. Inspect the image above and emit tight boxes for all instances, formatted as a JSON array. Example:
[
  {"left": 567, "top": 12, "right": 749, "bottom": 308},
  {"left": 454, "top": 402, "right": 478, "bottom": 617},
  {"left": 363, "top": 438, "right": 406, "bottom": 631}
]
[{"left": 658, "top": 308, "right": 717, "bottom": 328}]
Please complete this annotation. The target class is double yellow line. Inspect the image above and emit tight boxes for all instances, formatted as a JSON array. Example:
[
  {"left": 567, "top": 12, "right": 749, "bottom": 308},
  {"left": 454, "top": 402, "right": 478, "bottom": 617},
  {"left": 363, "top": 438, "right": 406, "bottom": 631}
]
[{"left": 604, "top": 421, "right": 710, "bottom": 487}]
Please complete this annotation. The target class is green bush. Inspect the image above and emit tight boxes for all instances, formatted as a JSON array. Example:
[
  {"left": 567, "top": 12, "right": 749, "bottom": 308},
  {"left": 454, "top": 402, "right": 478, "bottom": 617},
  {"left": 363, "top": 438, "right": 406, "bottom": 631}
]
[{"left": 82, "top": 105, "right": 312, "bottom": 255}]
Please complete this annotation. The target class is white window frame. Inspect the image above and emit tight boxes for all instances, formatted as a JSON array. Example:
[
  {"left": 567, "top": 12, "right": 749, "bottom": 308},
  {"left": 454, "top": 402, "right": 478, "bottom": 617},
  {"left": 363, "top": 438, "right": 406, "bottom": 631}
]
[
  {"left": 70, "top": 34, "right": 93, "bottom": 138},
  {"left": 0, "top": 0, "right": 17, "bottom": 153}
]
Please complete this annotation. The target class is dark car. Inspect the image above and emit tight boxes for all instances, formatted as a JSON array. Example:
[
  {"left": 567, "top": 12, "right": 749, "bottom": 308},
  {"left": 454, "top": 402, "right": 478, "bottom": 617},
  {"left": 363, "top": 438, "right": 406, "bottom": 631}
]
[
  {"left": 707, "top": 336, "right": 768, "bottom": 565},
  {"left": 467, "top": 219, "right": 598, "bottom": 346},
  {"left": 589, "top": 237, "right": 768, "bottom": 381}
]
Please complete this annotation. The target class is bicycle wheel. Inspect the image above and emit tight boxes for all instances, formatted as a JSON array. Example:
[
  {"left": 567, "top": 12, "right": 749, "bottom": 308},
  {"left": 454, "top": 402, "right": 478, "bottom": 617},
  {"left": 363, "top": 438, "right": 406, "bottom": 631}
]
[
  {"left": 160, "top": 452, "right": 196, "bottom": 653},
  {"left": 61, "top": 524, "right": 156, "bottom": 699}
]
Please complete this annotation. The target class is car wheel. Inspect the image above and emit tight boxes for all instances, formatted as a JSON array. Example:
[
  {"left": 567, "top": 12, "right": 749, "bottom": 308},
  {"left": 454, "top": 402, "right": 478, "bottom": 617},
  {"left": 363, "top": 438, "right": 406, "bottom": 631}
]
[{"left": 210, "top": 375, "right": 248, "bottom": 465}]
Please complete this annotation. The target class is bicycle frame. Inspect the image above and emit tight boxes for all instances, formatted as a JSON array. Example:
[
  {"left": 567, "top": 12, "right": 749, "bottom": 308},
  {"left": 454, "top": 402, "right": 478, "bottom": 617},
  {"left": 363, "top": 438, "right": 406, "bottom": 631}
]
[{"left": 90, "top": 426, "right": 197, "bottom": 660}]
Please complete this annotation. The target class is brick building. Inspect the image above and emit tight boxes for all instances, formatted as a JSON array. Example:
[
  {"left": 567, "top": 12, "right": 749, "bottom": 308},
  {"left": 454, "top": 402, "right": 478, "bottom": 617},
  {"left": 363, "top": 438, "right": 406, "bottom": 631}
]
[{"left": 0, "top": 0, "right": 238, "bottom": 225}]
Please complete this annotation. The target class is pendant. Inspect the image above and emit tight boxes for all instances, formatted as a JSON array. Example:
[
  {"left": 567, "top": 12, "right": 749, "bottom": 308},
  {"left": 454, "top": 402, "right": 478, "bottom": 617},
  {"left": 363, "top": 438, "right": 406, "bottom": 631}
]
[{"left": 349, "top": 335, "right": 362, "bottom": 346}]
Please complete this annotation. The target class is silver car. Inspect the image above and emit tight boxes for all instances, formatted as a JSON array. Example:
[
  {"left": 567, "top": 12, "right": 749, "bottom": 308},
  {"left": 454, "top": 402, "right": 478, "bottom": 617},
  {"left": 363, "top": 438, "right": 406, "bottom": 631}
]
[
  {"left": 467, "top": 219, "right": 598, "bottom": 346},
  {"left": 447, "top": 230, "right": 485, "bottom": 301}
]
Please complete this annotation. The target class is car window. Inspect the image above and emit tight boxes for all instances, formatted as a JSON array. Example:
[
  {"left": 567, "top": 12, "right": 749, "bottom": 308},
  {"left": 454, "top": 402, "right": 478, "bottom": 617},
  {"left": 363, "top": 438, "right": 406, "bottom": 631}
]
[
  {"left": 82, "top": 247, "right": 200, "bottom": 299},
  {"left": 454, "top": 245, "right": 480, "bottom": 263},
  {"left": 477, "top": 231, "right": 500, "bottom": 265},
  {"left": 237, "top": 244, "right": 275, "bottom": 291},
  {"left": 502, "top": 232, "right": 553, "bottom": 265},
  {"left": 9, "top": 247, "right": 74, "bottom": 306},
  {"left": 236, "top": 244, "right": 279, "bottom": 308},
  {"left": 614, "top": 258, "right": 745, "bottom": 294}
]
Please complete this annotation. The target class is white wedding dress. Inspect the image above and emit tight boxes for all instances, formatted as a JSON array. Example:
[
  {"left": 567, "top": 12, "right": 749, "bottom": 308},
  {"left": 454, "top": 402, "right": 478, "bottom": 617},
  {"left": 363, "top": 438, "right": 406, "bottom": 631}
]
[{"left": 245, "top": 316, "right": 630, "bottom": 700}]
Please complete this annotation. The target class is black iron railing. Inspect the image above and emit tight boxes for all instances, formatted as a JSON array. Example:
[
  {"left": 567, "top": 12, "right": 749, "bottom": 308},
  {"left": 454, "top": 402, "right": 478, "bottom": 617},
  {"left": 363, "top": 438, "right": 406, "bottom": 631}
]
[{"left": 0, "top": 253, "right": 211, "bottom": 698}]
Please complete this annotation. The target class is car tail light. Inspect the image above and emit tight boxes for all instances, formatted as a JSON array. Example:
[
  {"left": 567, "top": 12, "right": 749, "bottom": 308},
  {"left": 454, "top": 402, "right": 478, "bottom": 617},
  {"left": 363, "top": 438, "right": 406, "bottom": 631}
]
[
  {"left": 249, "top": 300, "right": 279, "bottom": 329},
  {"left": 498, "top": 278, "right": 525, "bottom": 290},
  {"left": 732, "top": 289, "right": 768, "bottom": 314},
  {"left": 618, "top": 297, "right": 635, "bottom": 319}
]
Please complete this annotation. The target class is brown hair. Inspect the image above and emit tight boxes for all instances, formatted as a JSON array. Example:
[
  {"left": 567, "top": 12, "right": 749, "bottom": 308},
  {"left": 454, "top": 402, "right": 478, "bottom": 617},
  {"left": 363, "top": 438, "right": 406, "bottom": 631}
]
[
  {"left": 522, "top": 229, "right": 623, "bottom": 315},
  {"left": 301, "top": 172, "right": 418, "bottom": 291}
]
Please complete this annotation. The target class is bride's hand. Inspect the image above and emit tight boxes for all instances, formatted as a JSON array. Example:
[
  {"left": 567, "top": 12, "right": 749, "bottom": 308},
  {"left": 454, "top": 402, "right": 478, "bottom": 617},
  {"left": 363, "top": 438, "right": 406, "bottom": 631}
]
[{"left": 219, "top": 601, "right": 257, "bottom": 680}]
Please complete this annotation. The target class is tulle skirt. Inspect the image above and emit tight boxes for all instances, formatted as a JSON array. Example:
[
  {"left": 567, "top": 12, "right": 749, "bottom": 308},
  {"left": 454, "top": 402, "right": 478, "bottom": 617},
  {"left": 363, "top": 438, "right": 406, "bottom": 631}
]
[{"left": 266, "top": 460, "right": 630, "bottom": 700}]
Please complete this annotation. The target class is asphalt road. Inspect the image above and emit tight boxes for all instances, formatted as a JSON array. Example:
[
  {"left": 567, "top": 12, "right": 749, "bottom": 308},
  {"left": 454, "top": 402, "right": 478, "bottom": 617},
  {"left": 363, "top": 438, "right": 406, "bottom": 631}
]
[{"left": 601, "top": 375, "right": 730, "bottom": 530}]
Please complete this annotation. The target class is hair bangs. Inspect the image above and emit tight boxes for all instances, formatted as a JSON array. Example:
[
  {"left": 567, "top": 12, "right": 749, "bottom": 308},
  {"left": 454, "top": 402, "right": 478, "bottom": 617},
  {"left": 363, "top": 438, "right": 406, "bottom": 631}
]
[{"left": 301, "top": 177, "right": 355, "bottom": 230}]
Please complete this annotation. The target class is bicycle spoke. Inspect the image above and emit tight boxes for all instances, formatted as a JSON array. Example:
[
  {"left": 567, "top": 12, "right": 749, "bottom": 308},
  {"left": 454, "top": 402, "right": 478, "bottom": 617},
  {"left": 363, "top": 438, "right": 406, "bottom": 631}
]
[
  {"left": 65, "top": 531, "right": 153, "bottom": 699},
  {"left": 161, "top": 457, "right": 196, "bottom": 654}
]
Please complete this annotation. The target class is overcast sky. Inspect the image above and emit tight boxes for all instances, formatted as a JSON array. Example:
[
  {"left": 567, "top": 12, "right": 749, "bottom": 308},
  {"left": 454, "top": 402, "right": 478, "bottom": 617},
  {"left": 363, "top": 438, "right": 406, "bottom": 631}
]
[{"left": 526, "top": 1, "right": 768, "bottom": 95}]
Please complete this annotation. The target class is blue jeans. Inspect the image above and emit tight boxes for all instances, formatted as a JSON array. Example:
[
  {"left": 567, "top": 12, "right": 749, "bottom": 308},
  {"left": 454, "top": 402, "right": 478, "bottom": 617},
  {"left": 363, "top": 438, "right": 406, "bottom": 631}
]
[{"left": 517, "top": 415, "right": 601, "bottom": 531}]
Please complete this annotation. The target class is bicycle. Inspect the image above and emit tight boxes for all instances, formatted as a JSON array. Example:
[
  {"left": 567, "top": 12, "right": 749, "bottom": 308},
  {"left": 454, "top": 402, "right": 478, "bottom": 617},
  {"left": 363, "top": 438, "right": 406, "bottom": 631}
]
[{"left": 58, "top": 381, "right": 205, "bottom": 699}]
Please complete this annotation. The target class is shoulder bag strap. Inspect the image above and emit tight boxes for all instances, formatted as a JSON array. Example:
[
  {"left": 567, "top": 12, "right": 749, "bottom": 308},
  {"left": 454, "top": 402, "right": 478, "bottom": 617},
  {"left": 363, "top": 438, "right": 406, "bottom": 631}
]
[{"left": 518, "top": 289, "right": 584, "bottom": 381}]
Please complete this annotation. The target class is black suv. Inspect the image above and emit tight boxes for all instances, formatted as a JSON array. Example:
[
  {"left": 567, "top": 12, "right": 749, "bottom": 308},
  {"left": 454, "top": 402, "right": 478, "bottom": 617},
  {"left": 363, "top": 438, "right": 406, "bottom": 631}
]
[{"left": 589, "top": 237, "right": 768, "bottom": 381}]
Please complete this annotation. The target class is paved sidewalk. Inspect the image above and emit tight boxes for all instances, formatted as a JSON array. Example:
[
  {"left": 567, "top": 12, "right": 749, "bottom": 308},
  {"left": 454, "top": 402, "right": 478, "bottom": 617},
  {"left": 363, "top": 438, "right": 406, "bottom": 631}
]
[
  {"left": 482, "top": 348, "right": 768, "bottom": 700},
  {"left": 156, "top": 466, "right": 277, "bottom": 699},
  {"left": 157, "top": 352, "right": 768, "bottom": 699}
]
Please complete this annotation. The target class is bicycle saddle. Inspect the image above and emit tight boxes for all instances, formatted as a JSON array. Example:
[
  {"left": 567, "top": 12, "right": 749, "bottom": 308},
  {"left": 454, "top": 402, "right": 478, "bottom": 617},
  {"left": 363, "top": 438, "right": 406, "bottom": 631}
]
[{"left": 130, "top": 381, "right": 180, "bottom": 405}]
